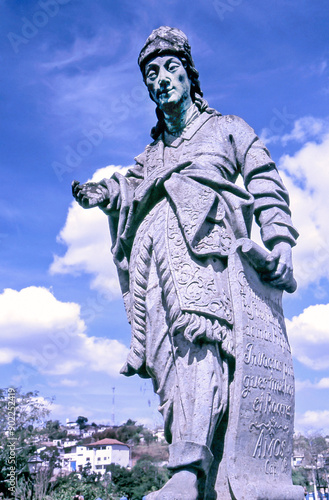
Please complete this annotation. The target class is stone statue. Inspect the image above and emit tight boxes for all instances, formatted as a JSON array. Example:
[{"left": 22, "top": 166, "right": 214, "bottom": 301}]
[{"left": 72, "top": 26, "right": 303, "bottom": 500}]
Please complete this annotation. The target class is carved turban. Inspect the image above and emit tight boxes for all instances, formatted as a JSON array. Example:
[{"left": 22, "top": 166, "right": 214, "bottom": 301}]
[
  {"left": 138, "top": 26, "right": 202, "bottom": 100},
  {"left": 138, "top": 26, "right": 195, "bottom": 72}
]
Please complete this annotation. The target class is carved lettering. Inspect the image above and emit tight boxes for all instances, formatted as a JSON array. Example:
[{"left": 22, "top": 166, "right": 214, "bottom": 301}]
[
  {"left": 252, "top": 429, "right": 287, "bottom": 459},
  {"left": 242, "top": 374, "right": 294, "bottom": 398},
  {"left": 243, "top": 321, "right": 290, "bottom": 353},
  {"left": 265, "top": 460, "right": 277, "bottom": 477},
  {"left": 252, "top": 393, "right": 292, "bottom": 419},
  {"left": 244, "top": 343, "right": 283, "bottom": 372}
]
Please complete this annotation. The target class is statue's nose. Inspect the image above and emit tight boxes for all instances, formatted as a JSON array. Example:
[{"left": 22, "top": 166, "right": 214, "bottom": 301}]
[{"left": 158, "top": 68, "right": 170, "bottom": 87}]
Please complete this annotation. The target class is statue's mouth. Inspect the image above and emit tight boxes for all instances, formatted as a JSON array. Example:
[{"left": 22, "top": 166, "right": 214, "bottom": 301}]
[{"left": 157, "top": 88, "right": 174, "bottom": 98}]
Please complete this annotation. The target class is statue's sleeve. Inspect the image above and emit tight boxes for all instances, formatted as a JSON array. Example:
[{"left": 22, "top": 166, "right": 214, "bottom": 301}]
[
  {"left": 99, "top": 161, "right": 145, "bottom": 214},
  {"left": 227, "top": 116, "right": 298, "bottom": 249}
]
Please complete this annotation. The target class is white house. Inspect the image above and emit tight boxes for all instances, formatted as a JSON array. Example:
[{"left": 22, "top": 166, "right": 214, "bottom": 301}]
[
  {"left": 81, "top": 428, "right": 95, "bottom": 439},
  {"left": 65, "top": 418, "right": 79, "bottom": 429},
  {"left": 153, "top": 428, "right": 165, "bottom": 442},
  {"left": 61, "top": 438, "right": 130, "bottom": 474}
]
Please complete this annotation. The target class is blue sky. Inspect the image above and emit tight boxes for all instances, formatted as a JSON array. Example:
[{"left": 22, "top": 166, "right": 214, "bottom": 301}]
[{"left": 1, "top": 0, "right": 329, "bottom": 434}]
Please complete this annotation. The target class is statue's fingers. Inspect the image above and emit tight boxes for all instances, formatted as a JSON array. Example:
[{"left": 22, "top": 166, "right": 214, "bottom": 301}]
[
  {"left": 81, "top": 196, "right": 91, "bottom": 208},
  {"left": 269, "top": 267, "right": 292, "bottom": 287},
  {"left": 72, "top": 181, "right": 81, "bottom": 197},
  {"left": 270, "top": 259, "right": 287, "bottom": 279}
]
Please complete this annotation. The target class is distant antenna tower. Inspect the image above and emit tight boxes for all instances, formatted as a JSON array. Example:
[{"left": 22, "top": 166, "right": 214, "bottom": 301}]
[{"left": 111, "top": 387, "right": 115, "bottom": 426}]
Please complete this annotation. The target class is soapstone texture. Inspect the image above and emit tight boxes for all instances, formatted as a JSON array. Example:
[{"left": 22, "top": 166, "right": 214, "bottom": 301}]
[{"left": 72, "top": 26, "right": 303, "bottom": 500}]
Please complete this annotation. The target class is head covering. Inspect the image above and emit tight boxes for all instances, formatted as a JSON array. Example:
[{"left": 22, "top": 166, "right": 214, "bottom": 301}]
[{"left": 138, "top": 26, "right": 195, "bottom": 72}]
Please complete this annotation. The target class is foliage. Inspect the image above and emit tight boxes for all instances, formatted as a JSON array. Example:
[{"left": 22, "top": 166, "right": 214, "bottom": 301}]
[
  {"left": 45, "top": 419, "right": 67, "bottom": 440},
  {"left": 50, "top": 472, "right": 115, "bottom": 500},
  {"left": 292, "top": 467, "right": 310, "bottom": 487},
  {"left": 76, "top": 416, "right": 88, "bottom": 430},
  {"left": 294, "top": 433, "right": 328, "bottom": 464},
  {"left": 107, "top": 460, "right": 170, "bottom": 500},
  {"left": 293, "top": 433, "right": 329, "bottom": 492},
  {"left": 94, "top": 419, "right": 157, "bottom": 448},
  {"left": 0, "top": 387, "right": 53, "bottom": 498}
]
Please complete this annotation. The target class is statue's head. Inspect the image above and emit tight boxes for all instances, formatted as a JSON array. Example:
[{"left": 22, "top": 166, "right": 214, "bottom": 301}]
[{"left": 138, "top": 26, "right": 202, "bottom": 103}]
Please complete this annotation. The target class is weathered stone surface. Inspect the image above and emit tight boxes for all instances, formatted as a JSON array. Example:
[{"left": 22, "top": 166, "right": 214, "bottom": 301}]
[
  {"left": 72, "top": 26, "right": 303, "bottom": 500},
  {"left": 223, "top": 241, "right": 300, "bottom": 498}
]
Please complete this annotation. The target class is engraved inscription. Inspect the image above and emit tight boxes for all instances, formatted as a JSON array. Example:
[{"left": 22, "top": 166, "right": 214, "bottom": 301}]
[
  {"left": 238, "top": 267, "right": 294, "bottom": 478},
  {"left": 244, "top": 343, "right": 283, "bottom": 372},
  {"left": 242, "top": 374, "right": 294, "bottom": 398},
  {"left": 252, "top": 393, "right": 292, "bottom": 419}
]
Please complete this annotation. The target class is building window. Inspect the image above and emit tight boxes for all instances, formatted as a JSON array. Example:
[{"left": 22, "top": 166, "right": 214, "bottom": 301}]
[{"left": 97, "top": 457, "right": 101, "bottom": 461}]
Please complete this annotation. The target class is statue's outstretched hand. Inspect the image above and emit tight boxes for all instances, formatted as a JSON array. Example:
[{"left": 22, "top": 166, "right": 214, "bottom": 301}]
[
  {"left": 72, "top": 180, "right": 109, "bottom": 209},
  {"left": 263, "top": 241, "right": 294, "bottom": 290}
]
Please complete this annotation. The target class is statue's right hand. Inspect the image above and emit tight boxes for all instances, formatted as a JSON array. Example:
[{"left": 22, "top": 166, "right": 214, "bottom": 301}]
[{"left": 71, "top": 180, "right": 110, "bottom": 209}]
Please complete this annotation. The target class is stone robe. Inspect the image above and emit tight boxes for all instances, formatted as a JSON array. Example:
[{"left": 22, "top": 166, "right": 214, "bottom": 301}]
[{"left": 100, "top": 108, "right": 298, "bottom": 473}]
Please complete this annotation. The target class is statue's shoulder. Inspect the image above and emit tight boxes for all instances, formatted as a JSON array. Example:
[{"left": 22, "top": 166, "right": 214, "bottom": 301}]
[
  {"left": 134, "top": 137, "right": 162, "bottom": 167},
  {"left": 214, "top": 113, "right": 257, "bottom": 144},
  {"left": 216, "top": 113, "right": 252, "bottom": 129}
]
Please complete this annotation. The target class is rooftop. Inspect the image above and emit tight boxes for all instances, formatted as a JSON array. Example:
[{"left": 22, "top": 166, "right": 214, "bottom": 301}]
[{"left": 86, "top": 438, "right": 129, "bottom": 448}]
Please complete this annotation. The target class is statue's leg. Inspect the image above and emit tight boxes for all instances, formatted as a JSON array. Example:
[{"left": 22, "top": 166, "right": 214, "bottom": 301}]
[
  {"left": 144, "top": 260, "right": 229, "bottom": 498},
  {"left": 144, "top": 336, "right": 228, "bottom": 499}
]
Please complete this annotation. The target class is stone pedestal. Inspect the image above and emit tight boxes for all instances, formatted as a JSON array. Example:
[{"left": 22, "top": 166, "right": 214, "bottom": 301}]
[{"left": 206, "top": 240, "right": 304, "bottom": 500}]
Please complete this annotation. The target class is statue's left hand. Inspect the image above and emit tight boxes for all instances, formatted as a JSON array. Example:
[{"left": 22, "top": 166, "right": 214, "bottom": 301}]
[{"left": 263, "top": 241, "right": 294, "bottom": 290}]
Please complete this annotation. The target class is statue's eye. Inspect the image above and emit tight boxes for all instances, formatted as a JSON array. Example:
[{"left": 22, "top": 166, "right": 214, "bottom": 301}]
[
  {"left": 168, "top": 63, "right": 179, "bottom": 72},
  {"left": 146, "top": 69, "right": 157, "bottom": 80}
]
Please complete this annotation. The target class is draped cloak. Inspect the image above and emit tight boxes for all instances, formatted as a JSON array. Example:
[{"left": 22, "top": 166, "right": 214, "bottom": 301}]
[{"left": 99, "top": 109, "right": 298, "bottom": 460}]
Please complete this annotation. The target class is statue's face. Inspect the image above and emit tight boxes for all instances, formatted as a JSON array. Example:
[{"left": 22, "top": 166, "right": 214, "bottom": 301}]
[{"left": 144, "top": 55, "right": 191, "bottom": 112}]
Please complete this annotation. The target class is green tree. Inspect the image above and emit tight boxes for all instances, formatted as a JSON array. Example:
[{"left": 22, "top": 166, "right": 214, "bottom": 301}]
[
  {"left": 131, "top": 460, "right": 170, "bottom": 499},
  {"left": 0, "top": 387, "right": 53, "bottom": 497},
  {"left": 107, "top": 460, "right": 170, "bottom": 500},
  {"left": 292, "top": 467, "right": 310, "bottom": 488},
  {"left": 76, "top": 415, "right": 88, "bottom": 431},
  {"left": 107, "top": 463, "right": 134, "bottom": 499},
  {"left": 293, "top": 432, "right": 329, "bottom": 493},
  {"left": 116, "top": 419, "right": 144, "bottom": 445},
  {"left": 142, "top": 428, "right": 156, "bottom": 446},
  {"left": 51, "top": 472, "right": 115, "bottom": 500},
  {"left": 45, "top": 419, "right": 67, "bottom": 440}
]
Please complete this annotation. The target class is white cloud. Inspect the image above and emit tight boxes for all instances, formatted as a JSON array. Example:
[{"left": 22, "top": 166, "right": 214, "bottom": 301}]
[
  {"left": 295, "top": 410, "right": 329, "bottom": 436},
  {"left": 287, "top": 303, "right": 329, "bottom": 370},
  {"left": 280, "top": 116, "right": 329, "bottom": 145},
  {"left": 48, "top": 402, "right": 97, "bottom": 422},
  {"left": 50, "top": 165, "right": 128, "bottom": 296},
  {"left": 58, "top": 378, "right": 87, "bottom": 388},
  {"left": 0, "top": 286, "right": 128, "bottom": 377},
  {"left": 295, "top": 378, "right": 329, "bottom": 391},
  {"left": 273, "top": 118, "right": 329, "bottom": 289},
  {"left": 260, "top": 115, "right": 329, "bottom": 146}
]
